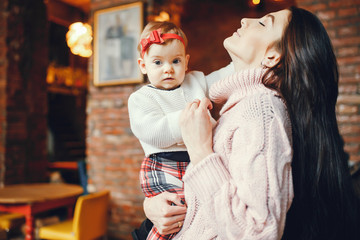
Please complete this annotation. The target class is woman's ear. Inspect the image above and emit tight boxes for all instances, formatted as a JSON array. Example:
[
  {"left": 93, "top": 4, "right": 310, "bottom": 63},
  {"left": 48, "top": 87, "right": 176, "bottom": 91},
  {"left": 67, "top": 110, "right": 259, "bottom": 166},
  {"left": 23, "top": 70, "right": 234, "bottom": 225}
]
[
  {"left": 138, "top": 58, "right": 147, "bottom": 74},
  {"left": 262, "top": 49, "right": 281, "bottom": 68}
]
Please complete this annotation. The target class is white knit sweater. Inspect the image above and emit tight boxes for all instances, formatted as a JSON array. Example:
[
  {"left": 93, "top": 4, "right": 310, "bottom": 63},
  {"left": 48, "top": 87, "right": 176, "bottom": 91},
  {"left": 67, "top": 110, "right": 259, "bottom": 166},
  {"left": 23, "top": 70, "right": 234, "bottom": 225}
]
[
  {"left": 128, "top": 64, "right": 233, "bottom": 156},
  {"left": 174, "top": 68, "right": 294, "bottom": 240}
]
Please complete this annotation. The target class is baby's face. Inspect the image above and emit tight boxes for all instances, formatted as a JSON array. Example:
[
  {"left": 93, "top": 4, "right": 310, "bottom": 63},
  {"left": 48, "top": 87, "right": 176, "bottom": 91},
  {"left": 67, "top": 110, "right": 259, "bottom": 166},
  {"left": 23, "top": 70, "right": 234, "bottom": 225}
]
[{"left": 139, "top": 40, "right": 189, "bottom": 90}]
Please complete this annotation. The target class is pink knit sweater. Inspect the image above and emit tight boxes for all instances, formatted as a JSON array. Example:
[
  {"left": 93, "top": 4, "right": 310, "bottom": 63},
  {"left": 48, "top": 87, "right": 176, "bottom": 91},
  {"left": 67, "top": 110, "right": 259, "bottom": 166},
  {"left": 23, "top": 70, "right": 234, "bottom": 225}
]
[{"left": 174, "top": 68, "right": 294, "bottom": 240}]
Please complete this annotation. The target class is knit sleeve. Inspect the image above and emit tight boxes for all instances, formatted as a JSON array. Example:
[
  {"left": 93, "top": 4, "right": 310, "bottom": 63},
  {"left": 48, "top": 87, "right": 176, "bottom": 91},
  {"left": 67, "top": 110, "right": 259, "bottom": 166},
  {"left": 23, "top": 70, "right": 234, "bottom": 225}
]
[
  {"left": 204, "top": 62, "right": 234, "bottom": 90},
  {"left": 183, "top": 98, "right": 293, "bottom": 239},
  {"left": 128, "top": 91, "right": 183, "bottom": 148}
]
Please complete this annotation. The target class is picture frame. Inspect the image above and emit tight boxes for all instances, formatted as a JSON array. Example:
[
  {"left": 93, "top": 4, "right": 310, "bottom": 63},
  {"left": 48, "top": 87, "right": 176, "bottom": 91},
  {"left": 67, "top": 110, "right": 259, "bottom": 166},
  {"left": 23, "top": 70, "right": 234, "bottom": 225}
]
[{"left": 93, "top": 2, "right": 143, "bottom": 86}]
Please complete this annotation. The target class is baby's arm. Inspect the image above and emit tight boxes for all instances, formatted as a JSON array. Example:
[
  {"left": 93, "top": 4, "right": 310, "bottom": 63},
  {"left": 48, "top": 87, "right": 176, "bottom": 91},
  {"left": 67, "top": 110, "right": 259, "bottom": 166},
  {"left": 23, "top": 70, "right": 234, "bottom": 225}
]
[{"left": 128, "top": 92, "right": 183, "bottom": 148}]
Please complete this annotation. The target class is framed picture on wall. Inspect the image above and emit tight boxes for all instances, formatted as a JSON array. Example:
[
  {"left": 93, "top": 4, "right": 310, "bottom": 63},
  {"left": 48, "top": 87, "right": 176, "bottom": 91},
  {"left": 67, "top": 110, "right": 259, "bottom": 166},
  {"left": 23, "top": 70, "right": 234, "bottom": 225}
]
[{"left": 94, "top": 2, "right": 143, "bottom": 86}]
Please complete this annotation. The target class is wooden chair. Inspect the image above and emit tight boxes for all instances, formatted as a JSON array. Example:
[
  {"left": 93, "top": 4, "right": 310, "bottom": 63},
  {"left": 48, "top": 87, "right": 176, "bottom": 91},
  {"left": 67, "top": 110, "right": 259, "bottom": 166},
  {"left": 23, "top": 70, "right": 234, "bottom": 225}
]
[{"left": 38, "top": 190, "right": 110, "bottom": 240}]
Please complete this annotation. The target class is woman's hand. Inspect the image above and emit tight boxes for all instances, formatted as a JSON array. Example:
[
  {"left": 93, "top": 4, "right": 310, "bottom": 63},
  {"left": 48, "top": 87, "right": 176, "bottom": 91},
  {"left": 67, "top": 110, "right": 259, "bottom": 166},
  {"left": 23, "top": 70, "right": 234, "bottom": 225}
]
[
  {"left": 144, "top": 192, "right": 187, "bottom": 235},
  {"left": 180, "top": 98, "right": 215, "bottom": 165}
]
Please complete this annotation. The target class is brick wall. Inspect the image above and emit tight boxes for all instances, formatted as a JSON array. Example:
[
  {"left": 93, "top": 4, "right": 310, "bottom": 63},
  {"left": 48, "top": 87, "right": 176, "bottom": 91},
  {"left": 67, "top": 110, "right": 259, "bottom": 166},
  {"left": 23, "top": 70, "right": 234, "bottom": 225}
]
[
  {"left": 87, "top": 1, "right": 146, "bottom": 239},
  {"left": 297, "top": 0, "right": 360, "bottom": 162},
  {"left": 0, "top": 0, "right": 48, "bottom": 185},
  {"left": 86, "top": 83, "right": 145, "bottom": 239},
  {"left": 87, "top": 0, "right": 360, "bottom": 239}
]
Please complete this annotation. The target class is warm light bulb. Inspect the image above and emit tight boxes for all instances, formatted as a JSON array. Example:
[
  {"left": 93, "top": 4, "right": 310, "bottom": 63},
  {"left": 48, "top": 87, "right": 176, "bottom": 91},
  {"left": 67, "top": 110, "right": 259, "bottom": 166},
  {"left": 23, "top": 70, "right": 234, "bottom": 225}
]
[
  {"left": 154, "top": 11, "right": 170, "bottom": 22},
  {"left": 252, "top": 0, "right": 261, "bottom": 5},
  {"left": 66, "top": 22, "right": 93, "bottom": 58}
]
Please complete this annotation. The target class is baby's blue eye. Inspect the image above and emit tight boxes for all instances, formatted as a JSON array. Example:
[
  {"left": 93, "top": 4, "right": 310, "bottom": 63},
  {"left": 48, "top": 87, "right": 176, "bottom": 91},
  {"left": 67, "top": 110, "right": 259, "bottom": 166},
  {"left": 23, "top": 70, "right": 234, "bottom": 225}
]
[
  {"left": 259, "top": 21, "right": 265, "bottom": 27},
  {"left": 154, "top": 60, "right": 162, "bottom": 65},
  {"left": 173, "top": 59, "right": 181, "bottom": 64}
]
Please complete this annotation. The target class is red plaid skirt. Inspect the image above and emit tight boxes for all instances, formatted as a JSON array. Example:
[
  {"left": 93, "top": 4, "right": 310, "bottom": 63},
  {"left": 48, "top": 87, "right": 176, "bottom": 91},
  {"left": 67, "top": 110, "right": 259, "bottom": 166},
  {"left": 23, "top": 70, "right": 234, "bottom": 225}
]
[{"left": 140, "top": 154, "right": 189, "bottom": 240}]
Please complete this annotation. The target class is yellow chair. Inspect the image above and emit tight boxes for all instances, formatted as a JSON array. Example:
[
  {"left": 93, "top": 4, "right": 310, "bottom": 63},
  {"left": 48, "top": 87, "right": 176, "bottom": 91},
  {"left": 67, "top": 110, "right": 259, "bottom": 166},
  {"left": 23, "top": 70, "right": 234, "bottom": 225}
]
[
  {"left": 0, "top": 212, "right": 25, "bottom": 232},
  {"left": 38, "top": 190, "right": 110, "bottom": 240}
]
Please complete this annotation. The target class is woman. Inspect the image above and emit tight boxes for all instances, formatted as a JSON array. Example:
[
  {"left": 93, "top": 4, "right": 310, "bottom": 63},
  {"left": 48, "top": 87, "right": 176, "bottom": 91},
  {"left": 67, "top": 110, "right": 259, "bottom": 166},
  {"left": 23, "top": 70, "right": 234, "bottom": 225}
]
[{"left": 143, "top": 6, "right": 359, "bottom": 240}]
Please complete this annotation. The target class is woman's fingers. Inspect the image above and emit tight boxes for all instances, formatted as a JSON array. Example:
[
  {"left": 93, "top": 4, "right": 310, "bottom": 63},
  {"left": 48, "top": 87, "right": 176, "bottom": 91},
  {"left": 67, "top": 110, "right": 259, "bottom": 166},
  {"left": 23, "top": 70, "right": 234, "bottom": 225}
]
[
  {"left": 181, "top": 98, "right": 210, "bottom": 124},
  {"left": 192, "top": 99, "right": 200, "bottom": 105},
  {"left": 144, "top": 192, "right": 187, "bottom": 235},
  {"left": 199, "top": 97, "right": 213, "bottom": 110},
  {"left": 156, "top": 213, "right": 186, "bottom": 235},
  {"left": 161, "top": 191, "right": 186, "bottom": 212},
  {"left": 188, "top": 99, "right": 200, "bottom": 111},
  {"left": 180, "top": 98, "right": 214, "bottom": 164}
]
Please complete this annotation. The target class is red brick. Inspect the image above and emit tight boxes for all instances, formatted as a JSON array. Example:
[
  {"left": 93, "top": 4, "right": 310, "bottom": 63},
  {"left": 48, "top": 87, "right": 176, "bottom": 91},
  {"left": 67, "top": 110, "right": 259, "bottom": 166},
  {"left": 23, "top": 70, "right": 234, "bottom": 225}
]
[
  {"left": 330, "top": 16, "right": 360, "bottom": 28},
  {"left": 343, "top": 135, "right": 360, "bottom": 143},
  {"left": 339, "top": 125, "right": 360, "bottom": 135},
  {"left": 337, "top": 115, "right": 360, "bottom": 124},
  {"left": 337, "top": 95, "right": 360, "bottom": 104},
  {"left": 338, "top": 7, "right": 359, "bottom": 17},
  {"left": 349, "top": 155, "right": 360, "bottom": 162},
  {"left": 339, "top": 75, "right": 360, "bottom": 83},
  {"left": 317, "top": 10, "right": 336, "bottom": 21},
  {"left": 329, "top": 1, "right": 352, "bottom": 8},
  {"left": 332, "top": 37, "right": 360, "bottom": 48},
  {"left": 344, "top": 143, "right": 360, "bottom": 153},
  {"left": 337, "top": 26, "right": 359, "bottom": 37},
  {"left": 337, "top": 46, "right": 359, "bottom": 57},
  {"left": 337, "top": 55, "right": 360, "bottom": 65},
  {"left": 303, "top": 3, "right": 328, "bottom": 12},
  {"left": 337, "top": 104, "right": 358, "bottom": 114},
  {"left": 297, "top": 0, "right": 322, "bottom": 6},
  {"left": 338, "top": 84, "right": 358, "bottom": 94}
]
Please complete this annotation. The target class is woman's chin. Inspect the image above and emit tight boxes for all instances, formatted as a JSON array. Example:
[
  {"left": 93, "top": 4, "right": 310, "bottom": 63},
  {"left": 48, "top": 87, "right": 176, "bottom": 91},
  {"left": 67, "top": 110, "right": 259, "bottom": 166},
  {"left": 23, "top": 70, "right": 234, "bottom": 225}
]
[{"left": 223, "top": 37, "right": 231, "bottom": 49}]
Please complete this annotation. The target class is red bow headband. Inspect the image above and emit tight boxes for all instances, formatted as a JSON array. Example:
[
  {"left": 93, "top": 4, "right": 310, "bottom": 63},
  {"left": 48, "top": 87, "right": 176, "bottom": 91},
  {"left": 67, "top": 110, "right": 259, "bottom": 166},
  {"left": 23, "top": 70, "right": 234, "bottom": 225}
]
[{"left": 140, "top": 28, "right": 185, "bottom": 58}]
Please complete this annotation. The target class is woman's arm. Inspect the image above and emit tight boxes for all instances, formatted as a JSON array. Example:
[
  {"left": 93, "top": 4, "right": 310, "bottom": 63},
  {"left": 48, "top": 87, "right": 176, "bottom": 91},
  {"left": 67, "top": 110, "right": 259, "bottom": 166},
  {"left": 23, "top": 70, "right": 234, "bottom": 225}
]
[
  {"left": 143, "top": 192, "right": 187, "bottom": 235},
  {"left": 180, "top": 97, "right": 293, "bottom": 239}
]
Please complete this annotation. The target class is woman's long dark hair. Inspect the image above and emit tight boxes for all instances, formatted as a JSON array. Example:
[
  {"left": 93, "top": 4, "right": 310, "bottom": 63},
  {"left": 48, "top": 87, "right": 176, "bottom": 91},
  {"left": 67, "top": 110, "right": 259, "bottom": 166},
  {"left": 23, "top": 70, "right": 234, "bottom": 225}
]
[{"left": 264, "top": 6, "right": 359, "bottom": 240}]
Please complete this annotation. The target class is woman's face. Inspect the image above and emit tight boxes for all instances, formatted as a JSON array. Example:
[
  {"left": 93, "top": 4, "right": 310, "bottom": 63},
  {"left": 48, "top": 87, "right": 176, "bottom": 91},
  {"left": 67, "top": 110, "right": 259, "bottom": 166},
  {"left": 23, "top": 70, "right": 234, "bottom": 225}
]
[{"left": 224, "top": 9, "right": 290, "bottom": 69}]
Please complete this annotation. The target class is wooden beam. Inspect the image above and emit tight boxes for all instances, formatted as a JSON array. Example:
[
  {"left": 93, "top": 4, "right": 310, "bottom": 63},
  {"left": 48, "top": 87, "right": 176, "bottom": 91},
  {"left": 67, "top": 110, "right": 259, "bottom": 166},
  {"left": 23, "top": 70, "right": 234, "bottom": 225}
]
[{"left": 46, "top": 0, "right": 86, "bottom": 27}]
